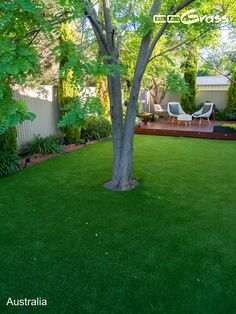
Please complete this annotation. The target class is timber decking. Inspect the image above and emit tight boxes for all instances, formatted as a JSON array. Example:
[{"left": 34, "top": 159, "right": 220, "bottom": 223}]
[{"left": 135, "top": 119, "right": 236, "bottom": 140}]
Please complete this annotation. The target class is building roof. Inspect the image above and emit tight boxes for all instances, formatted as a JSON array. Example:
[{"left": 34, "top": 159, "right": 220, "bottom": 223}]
[{"left": 196, "top": 75, "right": 229, "bottom": 86}]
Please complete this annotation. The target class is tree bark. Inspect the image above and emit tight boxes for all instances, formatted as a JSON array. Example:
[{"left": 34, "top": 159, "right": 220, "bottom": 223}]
[{"left": 105, "top": 57, "right": 148, "bottom": 191}]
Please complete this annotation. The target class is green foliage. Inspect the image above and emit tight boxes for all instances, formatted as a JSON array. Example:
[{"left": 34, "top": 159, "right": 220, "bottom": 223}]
[
  {"left": 0, "top": 0, "right": 51, "bottom": 84},
  {"left": 57, "top": 21, "right": 113, "bottom": 143},
  {"left": 96, "top": 76, "right": 110, "bottom": 119},
  {"left": 58, "top": 22, "right": 81, "bottom": 144},
  {"left": 65, "top": 126, "right": 81, "bottom": 144},
  {"left": 0, "top": 0, "right": 46, "bottom": 134},
  {"left": 181, "top": 48, "right": 198, "bottom": 113},
  {"left": 0, "top": 150, "right": 22, "bottom": 177},
  {"left": 81, "top": 115, "right": 112, "bottom": 141},
  {"left": 27, "top": 135, "right": 62, "bottom": 155},
  {"left": 215, "top": 110, "right": 236, "bottom": 121},
  {"left": 0, "top": 128, "right": 17, "bottom": 153},
  {"left": 166, "top": 72, "right": 189, "bottom": 95},
  {"left": 59, "top": 96, "right": 102, "bottom": 129},
  {"left": 0, "top": 81, "right": 35, "bottom": 134},
  {"left": 223, "top": 123, "right": 236, "bottom": 130},
  {"left": 226, "top": 71, "right": 236, "bottom": 114}
]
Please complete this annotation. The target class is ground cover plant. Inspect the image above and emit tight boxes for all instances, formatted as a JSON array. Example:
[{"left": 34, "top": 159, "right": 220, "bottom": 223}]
[
  {"left": 0, "top": 135, "right": 236, "bottom": 313},
  {"left": 27, "top": 135, "right": 62, "bottom": 155},
  {"left": 0, "top": 150, "right": 22, "bottom": 177}
]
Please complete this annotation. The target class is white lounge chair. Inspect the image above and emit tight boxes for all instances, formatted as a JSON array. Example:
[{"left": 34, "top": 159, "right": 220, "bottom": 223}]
[
  {"left": 192, "top": 103, "right": 214, "bottom": 126},
  {"left": 167, "top": 102, "right": 186, "bottom": 123},
  {"left": 154, "top": 104, "right": 168, "bottom": 117}
]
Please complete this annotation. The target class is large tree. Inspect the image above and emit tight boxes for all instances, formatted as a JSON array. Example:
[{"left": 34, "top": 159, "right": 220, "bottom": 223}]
[{"left": 83, "top": 0, "right": 227, "bottom": 191}]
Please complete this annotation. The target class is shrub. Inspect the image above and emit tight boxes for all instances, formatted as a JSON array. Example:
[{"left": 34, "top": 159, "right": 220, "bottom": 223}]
[
  {"left": 27, "top": 135, "right": 62, "bottom": 155},
  {"left": 223, "top": 123, "right": 236, "bottom": 130},
  {"left": 0, "top": 128, "right": 17, "bottom": 153},
  {"left": 81, "top": 115, "right": 112, "bottom": 141},
  {"left": 215, "top": 110, "right": 236, "bottom": 121},
  {"left": 226, "top": 70, "right": 236, "bottom": 114},
  {"left": 0, "top": 150, "right": 22, "bottom": 177}
]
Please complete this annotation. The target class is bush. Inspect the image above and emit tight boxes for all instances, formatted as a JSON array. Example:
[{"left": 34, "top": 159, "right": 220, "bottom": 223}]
[
  {"left": 0, "top": 128, "right": 17, "bottom": 153},
  {"left": 223, "top": 123, "right": 236, "bottom": 131},
  {"left": 0, "top": 150, "right": 22, "bottom": 177},
  {"left": 226, "top": 71, "right": 236, "bottom": 114},
  {"left": 215, "top": 110, "right": 236, "bottom": 121},
  {"left": 27, "top": 135, "right": 62, "bottom": 155},
  {"left": 81, "top": 115, "right": 112, "bottom": 141}
]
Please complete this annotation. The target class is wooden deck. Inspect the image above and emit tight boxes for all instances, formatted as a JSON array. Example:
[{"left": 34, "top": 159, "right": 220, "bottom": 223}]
[{"left": 135, "top": 119, "right": 236, "bottom": 140}]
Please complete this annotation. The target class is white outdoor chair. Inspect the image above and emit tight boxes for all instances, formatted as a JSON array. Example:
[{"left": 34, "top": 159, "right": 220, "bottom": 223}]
[
  {"left": 192, "top": 103, "right": 214, "bottom": 126},
  {"left": 154, "top": 104, "right": 167, "bottom": 117},
  {"left": 154, "top": 104, "right": 164, "bottom": 113},
  {"left": 167, "top": 102, "right": 186, "bottom": 123}
]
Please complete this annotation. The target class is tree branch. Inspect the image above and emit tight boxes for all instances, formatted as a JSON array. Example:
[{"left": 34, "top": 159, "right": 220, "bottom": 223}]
[
  {"left": 148, "top": 0, "right": 198, "bottom": 55},
  {"left": 148, "top": 27, "right": 214, "bottom": 63},
  {"left": 197, "top": 53, "right": 235, "bottom": 83},
  {"left": 25, "top": 12, "right": 72, "bottom": 38},
  {"left": 171, "top": 0, "right": 197, "bottom": 15},
  {"left": 102, "top": 0, "right": 113, "bottom": 46},
  {"left": 84, "top": 5, "right": 111, "bottom": 55}
]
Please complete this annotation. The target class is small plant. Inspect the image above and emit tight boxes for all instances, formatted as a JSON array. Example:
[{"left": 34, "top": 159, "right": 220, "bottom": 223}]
[
  {"left": 0, "top": 150, "right": 22, "bottom": 177},
  {"left": 27, "top": 135, "right": 62, "bottom": 155},
  {"left": 223, "top": 124, "right": 236, "bottom": 131},
  {"left": 81, "top": 115, "right": 112, "bottom": 141}
]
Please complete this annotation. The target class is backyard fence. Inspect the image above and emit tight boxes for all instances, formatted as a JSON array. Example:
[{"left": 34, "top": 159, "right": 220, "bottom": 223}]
[
  {"left": 14, "top": 85, "right": 60, "bottom": 151},
  {"left": 14, "top": 85, "right": 96, "bottom": 151}
]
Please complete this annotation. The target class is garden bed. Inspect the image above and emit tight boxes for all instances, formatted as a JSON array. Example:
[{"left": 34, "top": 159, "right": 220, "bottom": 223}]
[{"left": 21, "top": 138, "right": 111, "bottom": 168}]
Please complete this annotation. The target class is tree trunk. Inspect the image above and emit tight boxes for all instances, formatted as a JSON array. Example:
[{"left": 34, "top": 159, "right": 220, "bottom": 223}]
[
  {"left": 104, "top": 65, "right": 138, "bottom": 191},
  {"left": 104, "top": 62, "right": 146, "bottom": 191},
  {"left": 104, "top": 70, "right": 129, "bottom": 190}
]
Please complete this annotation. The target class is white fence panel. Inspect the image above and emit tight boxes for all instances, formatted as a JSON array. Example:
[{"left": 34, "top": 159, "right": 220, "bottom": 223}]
[{"left": 14, "top": 85, "right": 60, "bottom": 151}]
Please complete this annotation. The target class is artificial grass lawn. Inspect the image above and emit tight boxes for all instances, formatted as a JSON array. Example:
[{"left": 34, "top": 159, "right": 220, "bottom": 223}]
[{"left": 0, "top": 135, "right": 236, "bottom": 313}]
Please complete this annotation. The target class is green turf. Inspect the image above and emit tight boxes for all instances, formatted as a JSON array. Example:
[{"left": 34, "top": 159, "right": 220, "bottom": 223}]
[{"left": 0, "top": 135, "right": 236, "bottom": 314}]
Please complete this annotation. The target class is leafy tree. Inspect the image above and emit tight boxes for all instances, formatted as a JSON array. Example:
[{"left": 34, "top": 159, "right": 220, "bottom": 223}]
[
  {"left": 58, "top": 21, "right": 82, "bottom": 143},
  {"left": 82, "top": 0, "right": 230, "bottom": 190},
  {"left": 198, "top": 18, "right": 236, "bottom": 77},
  {"left": 181, "top": 47, "right": 198, "bottom": 112},
  {"left": 0, "top": 0, "right": 82, "bottom": 148},
  {"left": 0, "top": 0, "right": 56, "bottom": 149}
]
